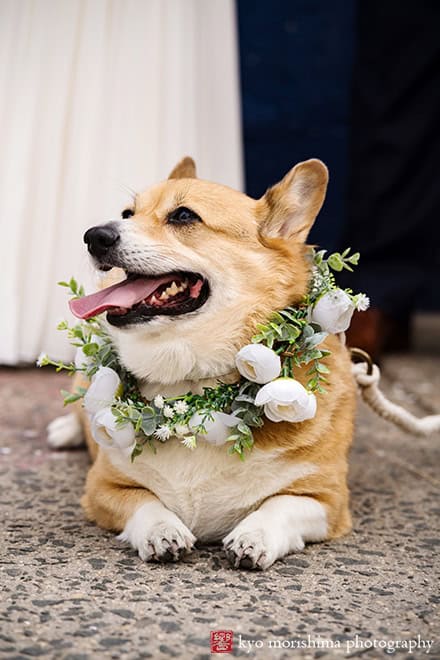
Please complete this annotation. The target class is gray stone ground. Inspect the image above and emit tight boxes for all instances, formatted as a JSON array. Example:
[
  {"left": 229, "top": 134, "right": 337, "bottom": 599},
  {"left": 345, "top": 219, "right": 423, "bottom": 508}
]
[{"left": 1, "top": 349, "right": 439, "bottom": 659}]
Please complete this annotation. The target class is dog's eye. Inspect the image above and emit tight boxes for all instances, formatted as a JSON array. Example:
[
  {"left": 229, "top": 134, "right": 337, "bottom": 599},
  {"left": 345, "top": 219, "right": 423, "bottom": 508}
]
[
  {"left": 168, "top": 206, "right": 201, "bottom": 225},
  {"left": 121, "top": 209, "right": 134, "bottom": 219}
]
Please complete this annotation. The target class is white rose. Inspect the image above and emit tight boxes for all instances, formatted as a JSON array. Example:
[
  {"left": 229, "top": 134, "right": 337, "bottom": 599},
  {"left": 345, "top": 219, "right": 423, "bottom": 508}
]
[
  {"left": 189, "top": 411, "right": 239, "bottom": 446},
  {"left": 255, "top": 378, "right": 317, "bottom": 423},
  {"left": 235, "top": 344, "right": 281, "bottom": 384},
  {"left": 84, "top": 366, "right": 121, "bottom": 414},
  {"left": 311, "top": 289, "right": 354, "bottom": 334},
  {"left": 91, "top": 407, "right": 136, "bottom": 453}
]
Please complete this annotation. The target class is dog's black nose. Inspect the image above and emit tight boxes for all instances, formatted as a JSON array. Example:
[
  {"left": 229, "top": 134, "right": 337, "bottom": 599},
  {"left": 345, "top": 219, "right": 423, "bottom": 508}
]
[{"left": 83, "top": 225, "right": 120, "bottom": 258}]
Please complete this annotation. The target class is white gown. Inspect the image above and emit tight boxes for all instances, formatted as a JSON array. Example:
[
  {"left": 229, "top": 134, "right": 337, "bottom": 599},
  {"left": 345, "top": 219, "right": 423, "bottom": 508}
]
[{"left": 0, "top": 0, "right": 243, "bottom": 363}]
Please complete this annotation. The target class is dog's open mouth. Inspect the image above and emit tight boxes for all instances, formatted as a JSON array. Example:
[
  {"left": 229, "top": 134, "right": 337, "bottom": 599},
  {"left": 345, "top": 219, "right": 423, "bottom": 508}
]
[{"left": 69, "top": 272, "right": 210, "bottom": 326}]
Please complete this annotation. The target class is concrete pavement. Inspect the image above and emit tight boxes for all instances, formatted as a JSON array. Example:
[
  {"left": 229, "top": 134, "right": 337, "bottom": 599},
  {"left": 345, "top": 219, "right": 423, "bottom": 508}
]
[{"left": 0, "top": 352, "right": 439, "bottom": 659}]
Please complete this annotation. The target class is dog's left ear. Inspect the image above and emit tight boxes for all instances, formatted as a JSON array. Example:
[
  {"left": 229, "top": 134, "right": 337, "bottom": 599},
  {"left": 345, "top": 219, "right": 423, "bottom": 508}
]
[
  {"left": 258, "top": 159, "right": 328, "bottom": 243},
  {"left": 168, "top": 156, "right": 197, "bottom": 180}
]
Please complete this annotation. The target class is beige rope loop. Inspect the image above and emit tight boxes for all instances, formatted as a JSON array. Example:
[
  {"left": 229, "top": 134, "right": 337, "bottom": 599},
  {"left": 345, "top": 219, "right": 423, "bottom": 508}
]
[
  {"left": 351, "top": 360, "right": 440, "bottom": 437},
  {"left": 352, "top": 362, "right": 380, "bottom": 387},
  {"left": 350, "top": 347, "right": 373, "bottom": 375}
]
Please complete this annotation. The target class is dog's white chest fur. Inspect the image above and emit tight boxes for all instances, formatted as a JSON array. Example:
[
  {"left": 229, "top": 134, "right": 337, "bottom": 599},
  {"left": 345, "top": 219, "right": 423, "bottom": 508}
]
[{"left": 107, "top": 441, "right": 316, "bottom": 541}]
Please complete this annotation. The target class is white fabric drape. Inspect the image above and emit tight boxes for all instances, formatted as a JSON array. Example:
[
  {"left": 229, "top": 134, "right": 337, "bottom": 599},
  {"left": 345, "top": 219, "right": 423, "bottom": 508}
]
[{"left": 0, "top": 0, "right": 243, "bottom": 364}]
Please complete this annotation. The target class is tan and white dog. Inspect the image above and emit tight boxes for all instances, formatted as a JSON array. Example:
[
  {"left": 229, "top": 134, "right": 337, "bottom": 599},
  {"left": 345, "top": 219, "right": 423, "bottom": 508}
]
[{"left": 48, "top": 157, "right": 356, "bottom": 570}]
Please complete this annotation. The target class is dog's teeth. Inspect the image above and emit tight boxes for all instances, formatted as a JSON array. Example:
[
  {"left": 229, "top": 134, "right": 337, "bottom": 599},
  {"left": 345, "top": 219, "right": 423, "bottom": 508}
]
[
  {"left": 151, "top": 294, "right": 159, "bottom": 304},
  {"left": 162, "top": 281, "right": 180, "bottom": 298},
  {"left": 155, "top": 280, "right": 187, "bottom": 303}
]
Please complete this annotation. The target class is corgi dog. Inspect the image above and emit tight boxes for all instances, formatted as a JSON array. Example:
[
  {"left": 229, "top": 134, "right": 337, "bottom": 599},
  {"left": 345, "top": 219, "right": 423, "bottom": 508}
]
[{"left": 48, "top": 157, "right": 356, "bottom": 570}]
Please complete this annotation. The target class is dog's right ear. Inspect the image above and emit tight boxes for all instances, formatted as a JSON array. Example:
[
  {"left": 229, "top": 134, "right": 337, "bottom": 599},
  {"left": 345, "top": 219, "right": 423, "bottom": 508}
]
[{"left": 168, "top": 156, "right": 197, "bottom": 180}]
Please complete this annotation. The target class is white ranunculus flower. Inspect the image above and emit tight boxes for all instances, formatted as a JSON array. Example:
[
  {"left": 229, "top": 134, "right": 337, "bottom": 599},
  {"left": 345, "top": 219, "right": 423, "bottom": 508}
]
[
  {"left": 189, "top": 411, "right": 239, "bottom": 446},
  {"left": 255, "top": 378, "right": 317, "bottom": 423},
  {"left": 84, "top": 366, "right": 121, "bottom": 414},
  {"left": 310, "top": 289, "right": 355, "bottom": 334},
  {"left": 91, "top": 407, "right": 136, "bottom": 452},
  {"left": 235, "top": 344, "right": 281, "bottom": 384}
]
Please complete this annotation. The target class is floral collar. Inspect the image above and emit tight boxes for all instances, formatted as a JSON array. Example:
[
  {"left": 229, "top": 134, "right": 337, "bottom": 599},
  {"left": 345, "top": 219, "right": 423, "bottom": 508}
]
[{"left": 38, "top": 248, "right": 369, "bottom": 461}]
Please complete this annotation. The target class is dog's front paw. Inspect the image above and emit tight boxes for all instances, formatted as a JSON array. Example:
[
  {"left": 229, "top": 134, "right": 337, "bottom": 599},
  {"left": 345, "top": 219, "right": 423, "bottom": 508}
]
[
  {"left": 118, "top": 500, "right": 196, "bottom": 563},
  {"left": 224, "top": 528, "right": 272, "bottom": 570},
  {"left": 223, "top": 510, "right": 304, "bottom": 571},
  {"left": 47, "top": 413, "right": 84, "bottom": 449}
]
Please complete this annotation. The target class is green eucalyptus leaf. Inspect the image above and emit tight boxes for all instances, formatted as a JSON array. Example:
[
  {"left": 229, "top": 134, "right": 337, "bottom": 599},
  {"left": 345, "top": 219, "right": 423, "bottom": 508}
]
[
  {"left": 141, "top": 418, "right": 157, "bottom": 435},
  {"left": 235, "top": 394, "right": 256, "bottom": 404},
  {"left": 82, "top": 342, "right": 99, "bottom": 356},
  {"left": 142, "top": 406, "right": 155, "bottom": 416},
  {"left": 327, "top": 254, "right": 344, "bottom": 272},
  {"left": 304, "top": 332, "right": 327, "bottom": 348},
  {"left": 61, "top": 389, "right": 84, "bottom": 405},
  {"left": 348, "top": 252, "right": 360, "bottom": 264}
]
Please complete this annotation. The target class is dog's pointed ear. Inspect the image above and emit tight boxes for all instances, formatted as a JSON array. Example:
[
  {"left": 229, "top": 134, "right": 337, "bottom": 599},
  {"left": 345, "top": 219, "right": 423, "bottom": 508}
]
[
  {"left": 168, "top": 156, "right": 197, "bottom": 180},
  {"left": 258, "top": 159, "right": 328, "bottom": 243}
]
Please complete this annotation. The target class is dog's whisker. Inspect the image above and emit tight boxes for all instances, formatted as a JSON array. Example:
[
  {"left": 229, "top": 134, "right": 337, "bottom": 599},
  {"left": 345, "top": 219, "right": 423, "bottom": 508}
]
[{"left": 119, "top": 182, "right": 138, "bottom": 204}]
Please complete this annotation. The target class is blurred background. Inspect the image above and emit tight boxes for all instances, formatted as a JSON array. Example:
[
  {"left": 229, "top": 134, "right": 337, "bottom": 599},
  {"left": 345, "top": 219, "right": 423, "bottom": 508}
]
[{"left": 1, "top": 0, "right": 439, "bottom": 365}]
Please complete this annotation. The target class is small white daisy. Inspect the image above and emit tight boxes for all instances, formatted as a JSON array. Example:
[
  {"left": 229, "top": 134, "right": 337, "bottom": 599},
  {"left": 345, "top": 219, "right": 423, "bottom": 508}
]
[
  {"left": 174, "top": 423, "right": 189, "bottom": 436},
  {"left": 36, "top": 352, "right": 48, "bottom": 367},
  {"left": 181, "top": 435, "right": 197, "bottom": 450},
  {"left": 162, "top": 405, "right": 174, "bottom": 419},
  {"left": 154, "top": 425, "right": 171, "bottom": 442},
  {"left": 355, "top": 294, "right": 370, "bottom": 312},
  {"left": 174, "top": 400, "right": 189, "bottom": 415},
  {"left": 154, "top": 395, "right": 165, "bottom": 409}
]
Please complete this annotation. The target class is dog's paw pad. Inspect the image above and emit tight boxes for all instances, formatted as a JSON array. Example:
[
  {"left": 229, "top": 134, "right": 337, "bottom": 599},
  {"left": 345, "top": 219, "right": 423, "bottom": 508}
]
[
  {"left": 223, "top": 530, "right": 271, "bottom": 570},
  {"left": 47, "top": 413, "right": 84, "bottom": 449}
]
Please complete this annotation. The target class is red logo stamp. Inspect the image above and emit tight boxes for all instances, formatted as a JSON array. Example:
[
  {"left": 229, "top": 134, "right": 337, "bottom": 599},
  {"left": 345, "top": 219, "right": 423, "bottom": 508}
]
[{"left": 210, "top": 630, "right": 233, "bottom": 653}]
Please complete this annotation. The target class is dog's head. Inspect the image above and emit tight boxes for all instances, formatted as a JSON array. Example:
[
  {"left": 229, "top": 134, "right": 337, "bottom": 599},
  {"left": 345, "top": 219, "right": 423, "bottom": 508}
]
[{"left": 77, "top": 157, "right": 328, "bottom": 383}]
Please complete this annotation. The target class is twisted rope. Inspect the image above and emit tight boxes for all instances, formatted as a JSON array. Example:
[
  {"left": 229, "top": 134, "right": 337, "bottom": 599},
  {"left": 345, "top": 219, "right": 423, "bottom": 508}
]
[{"left": 351, "top": 358, "right": 440, "bottom": 437}]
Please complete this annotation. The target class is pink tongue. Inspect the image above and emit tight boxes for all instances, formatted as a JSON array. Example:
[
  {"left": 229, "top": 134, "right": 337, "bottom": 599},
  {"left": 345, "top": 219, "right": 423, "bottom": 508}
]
[{"left": 69, "top": 276, "right": 174, "bottom": 320}]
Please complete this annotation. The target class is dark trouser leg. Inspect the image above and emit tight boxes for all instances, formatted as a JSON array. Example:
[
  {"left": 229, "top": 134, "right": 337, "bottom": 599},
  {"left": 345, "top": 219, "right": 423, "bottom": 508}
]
[{"left": 341, "top": 0, "right": 440, "bottom": 323}]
